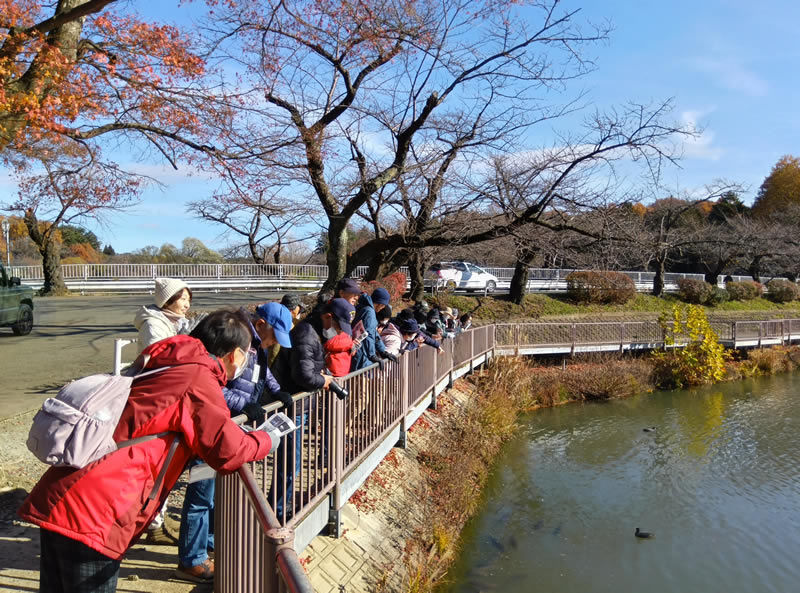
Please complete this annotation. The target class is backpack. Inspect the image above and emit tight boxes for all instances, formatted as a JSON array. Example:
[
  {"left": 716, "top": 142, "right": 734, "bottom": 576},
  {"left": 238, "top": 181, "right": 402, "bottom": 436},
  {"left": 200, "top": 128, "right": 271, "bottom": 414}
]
[{"left": 27, "top": 365, "right": 172, "bottom": 468}]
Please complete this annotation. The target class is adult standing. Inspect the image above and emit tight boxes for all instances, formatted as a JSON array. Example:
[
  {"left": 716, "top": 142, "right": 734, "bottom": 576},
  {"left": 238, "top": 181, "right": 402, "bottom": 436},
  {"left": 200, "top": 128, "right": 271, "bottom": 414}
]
[
  {"left": 351, "top": 288, "right": 397, "bottom": 371},
  {"left": 19, "top": 311, "right": 279, "bottom": 591},
  {"left": 133, "top": 278, "right": 194, "bottom": 353}
]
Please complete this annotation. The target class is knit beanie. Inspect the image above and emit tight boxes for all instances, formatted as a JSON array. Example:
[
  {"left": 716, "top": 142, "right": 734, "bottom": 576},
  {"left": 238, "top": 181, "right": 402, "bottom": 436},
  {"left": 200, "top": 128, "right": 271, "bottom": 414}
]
[{"left": 154, "top": 277, "right": 190, "bottom": 308}]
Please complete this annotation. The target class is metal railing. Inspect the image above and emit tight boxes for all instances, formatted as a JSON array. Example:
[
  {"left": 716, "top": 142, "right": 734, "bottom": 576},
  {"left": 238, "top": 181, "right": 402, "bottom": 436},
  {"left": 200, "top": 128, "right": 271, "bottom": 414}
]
[{"left": 110, "top": 316, "right": 799, "bottom": 592}]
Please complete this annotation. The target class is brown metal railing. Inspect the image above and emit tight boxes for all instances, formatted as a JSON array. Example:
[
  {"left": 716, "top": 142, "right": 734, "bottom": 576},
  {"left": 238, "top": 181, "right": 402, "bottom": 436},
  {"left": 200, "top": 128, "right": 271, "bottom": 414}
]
[{"left": 218, "top": 317, "right": 800, "bottom": 592}]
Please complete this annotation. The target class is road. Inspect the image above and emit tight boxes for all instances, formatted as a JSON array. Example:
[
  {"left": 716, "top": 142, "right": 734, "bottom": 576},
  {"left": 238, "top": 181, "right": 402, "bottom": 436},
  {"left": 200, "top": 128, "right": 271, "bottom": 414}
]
[{"left": 0, "top": 291, "right": 289, "bottom": 420}]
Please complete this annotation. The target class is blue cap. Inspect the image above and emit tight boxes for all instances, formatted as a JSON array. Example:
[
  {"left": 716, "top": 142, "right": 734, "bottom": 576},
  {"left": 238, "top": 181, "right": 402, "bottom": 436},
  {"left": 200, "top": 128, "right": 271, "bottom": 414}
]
[
  {"left": 255, "top": 302, "right": 293, "bottom": 348},
  {"left": 324, "top": 298, "right": 356, "bottom": 336},
  {"left": 372, "top": 287, "right": 391, "bottom": 305},
  {"left": 398, "top": 318, "right": 419, "bottom": 334}
]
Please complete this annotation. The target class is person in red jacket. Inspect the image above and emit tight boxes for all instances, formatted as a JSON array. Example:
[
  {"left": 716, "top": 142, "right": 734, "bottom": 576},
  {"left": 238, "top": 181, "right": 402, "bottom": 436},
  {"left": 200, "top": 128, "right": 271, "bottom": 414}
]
[
  {"left": 19, "top": 310, "right": 278, "bottom": 593},
  {"left": 322, "top": 297, "right": 355, "bottom": 377}
]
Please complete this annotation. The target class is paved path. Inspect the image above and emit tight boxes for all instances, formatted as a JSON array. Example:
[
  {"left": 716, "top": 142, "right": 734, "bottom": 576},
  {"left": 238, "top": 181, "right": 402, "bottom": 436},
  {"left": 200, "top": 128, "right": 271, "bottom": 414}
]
[{"left": 0, "top": 291, "right": 291, "bottom": 421}]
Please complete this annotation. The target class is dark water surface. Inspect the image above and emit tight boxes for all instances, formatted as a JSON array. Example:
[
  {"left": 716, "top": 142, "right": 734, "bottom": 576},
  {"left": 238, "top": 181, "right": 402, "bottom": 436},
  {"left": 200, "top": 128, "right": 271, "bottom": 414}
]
[{"left": 442, "top": 373, "right": 800, "bottom": 593}]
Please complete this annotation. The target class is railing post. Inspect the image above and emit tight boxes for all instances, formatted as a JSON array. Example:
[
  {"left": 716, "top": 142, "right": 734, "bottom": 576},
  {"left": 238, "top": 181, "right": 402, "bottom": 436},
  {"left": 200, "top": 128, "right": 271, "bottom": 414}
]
[
  {"left": 470, "top": 329, "right": 475, "bottom": 373},
  {"left": 758, "top": 322, "right": 763, "bottom": 348},
  {"left": 430, "top": 344, "right": 438, "bottom": 410},
  {"left": 328, "top": 392, "right": 346, "bottom": 538},
  {"left": 570, "top": 323, "right": 576, "bottom": 357},
  {"left": 397, "top": 354, "right": 410, "bottom": 449},
  {"left": 620, "top": 323, "right": 625, "bottom": 353},
  {"left": 732, "top": 322, "right": 737, "bottom": 347}
]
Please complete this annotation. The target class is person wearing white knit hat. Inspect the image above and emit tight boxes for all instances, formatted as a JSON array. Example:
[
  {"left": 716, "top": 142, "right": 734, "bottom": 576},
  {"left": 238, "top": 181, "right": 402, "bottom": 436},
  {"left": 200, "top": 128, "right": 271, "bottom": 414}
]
[
  {"left": 132, "top": 277, "right": 194, "bottom": 544},
  {"left": 133, "top": 278, "right": 193, "bottom": 354}
]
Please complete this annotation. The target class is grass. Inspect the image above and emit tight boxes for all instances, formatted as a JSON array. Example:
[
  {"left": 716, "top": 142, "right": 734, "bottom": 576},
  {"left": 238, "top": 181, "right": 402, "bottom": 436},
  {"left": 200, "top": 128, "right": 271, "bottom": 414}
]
[{"left": 428, "top": 292, "right": 800, "bottom": 323}]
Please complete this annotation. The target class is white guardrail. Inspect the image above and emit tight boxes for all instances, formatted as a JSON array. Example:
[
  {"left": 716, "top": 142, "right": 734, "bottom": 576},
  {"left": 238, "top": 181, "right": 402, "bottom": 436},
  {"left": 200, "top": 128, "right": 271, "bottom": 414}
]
[{"left": 6, "top": 262, "right": 759, "bottom": 295}]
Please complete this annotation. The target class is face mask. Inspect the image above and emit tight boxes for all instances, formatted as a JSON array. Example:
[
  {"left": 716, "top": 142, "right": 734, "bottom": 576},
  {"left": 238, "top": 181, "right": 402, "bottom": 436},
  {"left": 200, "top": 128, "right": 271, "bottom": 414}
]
[
  {"left": 404, "top": 334, "right": 416, "bottom": 342},
  {"left": 323, "top": 327, "right": 337, "bottom": 339},
  {"left": 231, "top": 349, "right": 249, "bottom": 380}
]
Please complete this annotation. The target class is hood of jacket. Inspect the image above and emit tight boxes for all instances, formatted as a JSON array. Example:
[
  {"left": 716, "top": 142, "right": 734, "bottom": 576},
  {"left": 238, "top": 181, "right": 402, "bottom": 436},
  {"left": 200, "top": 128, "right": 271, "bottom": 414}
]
[
  {"left": 140, "top": 334, "right": 227, "bottom": 384},
  {"left": 356, "top": 292, "right": 373, "bottom": 310}
]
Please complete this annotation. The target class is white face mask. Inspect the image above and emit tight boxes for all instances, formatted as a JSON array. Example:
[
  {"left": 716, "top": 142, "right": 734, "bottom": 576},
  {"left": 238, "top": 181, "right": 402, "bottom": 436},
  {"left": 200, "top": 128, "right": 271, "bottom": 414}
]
[
  {"left": 231, "top": 349, "right": 249, "bottom": 380},
  {"left": 323, "top": 327, "right": 338, "bottom": 339},
  {"left": 404, "top": 334, "right": 417, "bottom": 342}
]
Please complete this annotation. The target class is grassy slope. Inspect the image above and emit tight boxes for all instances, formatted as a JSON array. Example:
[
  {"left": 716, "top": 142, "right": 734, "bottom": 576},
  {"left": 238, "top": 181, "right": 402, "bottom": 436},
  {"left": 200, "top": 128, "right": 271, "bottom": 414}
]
[{"left": 426, "top": 292, "right": 800, "bottom": 323}]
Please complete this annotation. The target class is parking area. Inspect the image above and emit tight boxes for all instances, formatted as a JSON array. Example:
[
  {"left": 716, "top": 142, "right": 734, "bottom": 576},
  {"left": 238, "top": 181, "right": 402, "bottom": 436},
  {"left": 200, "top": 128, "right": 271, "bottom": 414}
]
[{"left": 0, "top": 291, "right": 291, "bottom": 420}]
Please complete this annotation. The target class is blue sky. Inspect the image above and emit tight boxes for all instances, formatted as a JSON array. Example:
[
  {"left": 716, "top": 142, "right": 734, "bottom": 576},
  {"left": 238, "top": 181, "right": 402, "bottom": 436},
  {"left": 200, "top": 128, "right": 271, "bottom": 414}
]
[{"left": 9, "top": 0, "right": 800, "bottom": 253}]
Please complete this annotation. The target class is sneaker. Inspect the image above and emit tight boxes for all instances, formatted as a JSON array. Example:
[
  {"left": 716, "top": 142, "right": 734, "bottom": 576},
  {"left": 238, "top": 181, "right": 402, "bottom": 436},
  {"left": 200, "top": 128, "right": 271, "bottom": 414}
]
[
  {"left": 174, "top": 559, "right": 214, "bottom": 583},
  {"left": 145, "top": 525, "right": 179, "bottom": 546}
]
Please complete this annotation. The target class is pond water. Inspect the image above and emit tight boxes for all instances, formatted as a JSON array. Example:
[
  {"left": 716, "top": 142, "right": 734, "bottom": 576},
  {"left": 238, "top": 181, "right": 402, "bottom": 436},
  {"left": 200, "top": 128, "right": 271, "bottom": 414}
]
[{"left": 442, "top": 373, "right": 800, "bottom": 593}]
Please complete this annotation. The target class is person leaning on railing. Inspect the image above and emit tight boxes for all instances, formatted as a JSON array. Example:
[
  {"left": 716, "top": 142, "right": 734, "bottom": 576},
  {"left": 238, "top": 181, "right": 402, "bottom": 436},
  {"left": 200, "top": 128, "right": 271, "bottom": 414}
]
[
  {"left": 270, "top": 297, "right": 335, "bottom": 519},
  {"left": 18, "top": 311, "right": 280, "bottom": 593},
  {"left": 351, "top": 288, "right": 399, "bottom": 371},
  {"left": 173, "top": 304, "right": 295, "bottom": 584}
]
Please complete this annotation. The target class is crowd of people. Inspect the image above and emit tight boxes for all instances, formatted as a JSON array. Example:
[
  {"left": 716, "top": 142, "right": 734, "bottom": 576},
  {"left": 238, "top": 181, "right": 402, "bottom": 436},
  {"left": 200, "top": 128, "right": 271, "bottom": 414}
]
[{"left": 19, "top": 276, "right": 475, "bottom": 592}]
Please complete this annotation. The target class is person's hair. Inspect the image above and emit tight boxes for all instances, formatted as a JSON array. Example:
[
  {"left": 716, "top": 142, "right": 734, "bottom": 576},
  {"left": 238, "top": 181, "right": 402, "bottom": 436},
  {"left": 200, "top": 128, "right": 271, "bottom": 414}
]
[
  {"left": 460, "top": 312, "right": 472, "bottom": 324},
  {"left": 376, "top": 306, "right": 392, "bottom": 322},
  {"left": 398, "top": 307, "right": 416, "bottom": 321},
  {"left": 190, "top": 309, "right": 250, "bottom": 357},
  {"left": 316, "top": 290, "right": 334, "bottom": 305},
  {"left": 163, "top": 287, "right": 192, "bottom": 308}
]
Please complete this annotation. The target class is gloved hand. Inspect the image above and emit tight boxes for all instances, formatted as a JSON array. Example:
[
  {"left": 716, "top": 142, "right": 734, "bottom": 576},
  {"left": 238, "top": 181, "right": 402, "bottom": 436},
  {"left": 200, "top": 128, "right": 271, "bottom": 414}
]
[
  {"left": 369, "top": 355, "right": 385, "bottom": 370},
  {"left": 241, "top": 402, "right": 266, "bottom": 425},
  {"left": 380, "top": 351, "right": 398, "bottom": 363},
  {"left": 264, "top": 390, "right": 294, "bottom": 410}
]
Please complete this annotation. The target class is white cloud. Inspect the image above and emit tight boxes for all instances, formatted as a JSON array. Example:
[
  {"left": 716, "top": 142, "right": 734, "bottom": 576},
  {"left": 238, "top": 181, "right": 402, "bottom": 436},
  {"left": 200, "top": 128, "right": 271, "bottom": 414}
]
[
  {"left": 689, "top": 55, "right": 768, "bottom": 97},
  {"left": 680, "top": 109, "right": 723, "bottom": 161}
]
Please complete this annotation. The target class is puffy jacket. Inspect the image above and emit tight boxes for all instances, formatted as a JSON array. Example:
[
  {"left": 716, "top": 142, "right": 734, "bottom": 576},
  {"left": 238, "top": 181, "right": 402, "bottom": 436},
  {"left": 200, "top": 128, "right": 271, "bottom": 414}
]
[
  {"left": 380, "top": 322, "right": 403, "bottom": 356},
  {"left": 351, "top": 293, "right": 386, "bottom": 371},
  {"left": 272, "top": 321, "right": 326, "bottom": 393},
  {"left": 403, "top": 328, "right": 441, "bottom": 352},
  {"left": 133, "top": 305, "right": 192, "bottom": 353},
  {"left": 18, "top": 335, "right": 273, "bottom": 560},
  {"left": 325, "top": 332, "right": 354, "bottom": 377}
]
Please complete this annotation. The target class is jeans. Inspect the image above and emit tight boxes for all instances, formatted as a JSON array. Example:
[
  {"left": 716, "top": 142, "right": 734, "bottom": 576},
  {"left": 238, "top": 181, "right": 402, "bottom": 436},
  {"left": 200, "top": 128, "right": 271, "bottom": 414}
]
[
  {"left": 178, "top": 459, "right": 215, "bottom": 567},
  {"left": 270, "top": 411, "right": 307, "bottom": 520}
]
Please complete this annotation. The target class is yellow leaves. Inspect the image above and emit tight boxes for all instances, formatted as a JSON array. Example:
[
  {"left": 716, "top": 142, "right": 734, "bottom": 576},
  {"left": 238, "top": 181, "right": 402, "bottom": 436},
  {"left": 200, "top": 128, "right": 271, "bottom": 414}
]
[{"left": 657, "top": 304, "right": 728, "bottom": 387}]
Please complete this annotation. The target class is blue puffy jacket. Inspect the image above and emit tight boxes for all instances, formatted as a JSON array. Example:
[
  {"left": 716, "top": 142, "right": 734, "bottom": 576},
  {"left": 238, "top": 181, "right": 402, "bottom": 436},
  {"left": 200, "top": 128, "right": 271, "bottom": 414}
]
[{"left": 351, "top": 293, "right": 386, "bottom": 371}]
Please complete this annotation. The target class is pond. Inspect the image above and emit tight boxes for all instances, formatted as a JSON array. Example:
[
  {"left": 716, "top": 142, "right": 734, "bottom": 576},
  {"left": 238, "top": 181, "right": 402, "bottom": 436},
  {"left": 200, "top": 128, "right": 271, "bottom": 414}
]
[{"left": 442, "top": 373, "right": 800, "bottom": 593}]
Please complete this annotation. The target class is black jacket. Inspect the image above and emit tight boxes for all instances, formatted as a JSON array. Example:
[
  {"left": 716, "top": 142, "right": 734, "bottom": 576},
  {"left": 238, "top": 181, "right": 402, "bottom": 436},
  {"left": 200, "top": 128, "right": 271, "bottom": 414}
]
[{"left": 272, "top": 320, "right": 326, "bottom": 394}]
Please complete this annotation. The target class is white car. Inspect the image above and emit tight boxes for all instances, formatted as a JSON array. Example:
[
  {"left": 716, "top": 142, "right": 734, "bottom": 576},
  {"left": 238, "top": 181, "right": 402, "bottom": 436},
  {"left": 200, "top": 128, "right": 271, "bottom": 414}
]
[{"left": 426, "top": 261, "right": 498, "bottom": 293}]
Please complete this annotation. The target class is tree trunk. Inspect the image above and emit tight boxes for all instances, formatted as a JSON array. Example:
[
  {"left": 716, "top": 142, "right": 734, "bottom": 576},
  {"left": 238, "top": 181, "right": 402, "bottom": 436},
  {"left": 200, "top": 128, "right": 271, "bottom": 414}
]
[
  {"left": 704, "top": 270, "right": 718, "bottom": 285},
  {"left": 652, "top": 258, "right": 665, "bottom": 297},
  {"left": 23, "top": 208, "right": 68, "bottom": 295},
  {"left": 749, "top": 257, "right": 762, "bottom": 283},
  {"left": 363, "top": 251, "right": 402, "bottom": 281},
  {"left": 509, "top": 246, "right": 537, "bottom": 305},
  {"left": 322, "top": 219, "right": 348, "bottom": 293},
  {"left": 408, "top": 251, "right": 427, "bottom": 302},
  {"left": 41, "top": 238, "right": 68, "bottom": 295}
]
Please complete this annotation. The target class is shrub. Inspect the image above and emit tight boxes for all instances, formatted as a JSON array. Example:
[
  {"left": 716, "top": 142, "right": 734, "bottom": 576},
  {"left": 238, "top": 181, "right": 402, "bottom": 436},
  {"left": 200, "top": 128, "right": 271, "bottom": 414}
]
[
  {"left": 565, "top": 271, "right": 636, "bottom": 305},
  {"left": 725, "top": 280, "right": 763, "bottom": 301},
  {"left": 677, "top": 278, "right": 714, "bottom": 304},
  {"left": 652, "top": 304, "right": 728, "bottom": 388},
  {"left": 766, "top": 279, "right": 800, "bottom": 303},
  {"left": 360, "top": 271, "right": 408, "bottom": 306},
  {"left": 707, "top": 286, "right": 730, "bottom": 306}
]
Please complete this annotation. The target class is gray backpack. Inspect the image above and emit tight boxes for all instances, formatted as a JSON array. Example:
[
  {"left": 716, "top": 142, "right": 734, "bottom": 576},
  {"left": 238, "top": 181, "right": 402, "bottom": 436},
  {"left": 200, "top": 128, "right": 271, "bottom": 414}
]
[{"left": 27, "top": 365, "right": 172, "bottom": 468}]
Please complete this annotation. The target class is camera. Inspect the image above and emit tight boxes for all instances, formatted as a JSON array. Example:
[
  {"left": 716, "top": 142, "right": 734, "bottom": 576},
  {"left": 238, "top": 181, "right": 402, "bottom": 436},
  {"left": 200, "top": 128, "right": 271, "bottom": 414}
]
[{"left": 328, "top": 380, "right": 349, "bottom": 400}]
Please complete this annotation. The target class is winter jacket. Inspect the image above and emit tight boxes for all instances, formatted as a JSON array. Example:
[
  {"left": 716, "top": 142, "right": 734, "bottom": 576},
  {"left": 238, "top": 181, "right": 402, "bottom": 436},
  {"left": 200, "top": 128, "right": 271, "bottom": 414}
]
[
  {"left": 351, "top": 293, "right": 387, "bottom": 371},
  {"left": 133, "top": 305, "right": 191, "bottom": 353},
  {"left": 325, "top": 332, "right": 354, "bottom": 377},
  {"left": 380, "top": 322, "right": 403, "bottom": 357},
  {"left": 272, "top": 320, "right": 326, "bottom": 394},
  {"left": 18, "top": 335, "right": 273, "bottom": 560}
]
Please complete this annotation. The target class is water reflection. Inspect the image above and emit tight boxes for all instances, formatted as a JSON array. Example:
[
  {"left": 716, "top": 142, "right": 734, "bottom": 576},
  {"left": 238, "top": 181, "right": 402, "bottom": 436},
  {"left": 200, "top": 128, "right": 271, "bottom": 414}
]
[{"left": 442, "top": 374, "right": 800, "bottom": 593}]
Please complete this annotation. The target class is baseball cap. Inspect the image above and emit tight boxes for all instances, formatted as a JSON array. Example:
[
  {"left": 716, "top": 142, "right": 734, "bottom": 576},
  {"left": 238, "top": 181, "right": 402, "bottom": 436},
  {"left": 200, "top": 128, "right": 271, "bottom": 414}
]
[
  {"left": 324, "top": 298, "right": 356, "bottom": 336},
  {"left": 255, "top": 302, "right": 293, "bottom": 348},
  {"left": 372, "top": 287, "right": 391, "bottom": 305},
  {"left": 280, "top": 293, "right": 301, "bottom": 310},
  {"left": 336, "top": 277, "right": 361, "bottom": 295}
]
